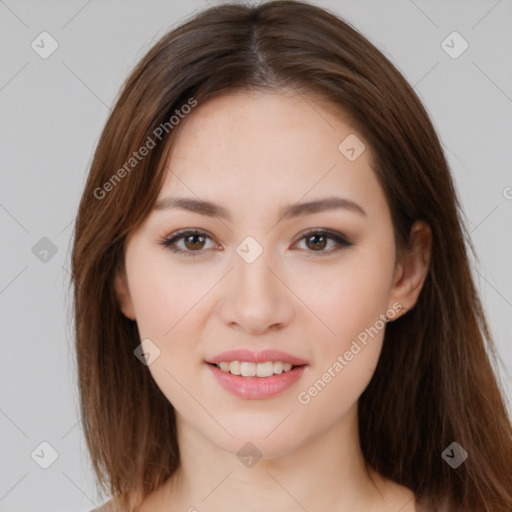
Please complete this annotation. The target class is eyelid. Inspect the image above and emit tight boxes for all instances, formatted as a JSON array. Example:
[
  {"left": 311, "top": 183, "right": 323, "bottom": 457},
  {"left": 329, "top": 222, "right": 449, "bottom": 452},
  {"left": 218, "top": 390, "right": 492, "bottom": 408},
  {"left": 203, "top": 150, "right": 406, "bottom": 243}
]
[
  {"left": 158, "top": 227, "right": 353, "bottom": 257},
  {"left": 293, "top": 227, "right": 352, "bottom": 246},
  {"left": 158, "top": 228, "right": 219, "bottom": 257},
  {"left": 292, "top": 228, "right": 353, "bottom": 256}
]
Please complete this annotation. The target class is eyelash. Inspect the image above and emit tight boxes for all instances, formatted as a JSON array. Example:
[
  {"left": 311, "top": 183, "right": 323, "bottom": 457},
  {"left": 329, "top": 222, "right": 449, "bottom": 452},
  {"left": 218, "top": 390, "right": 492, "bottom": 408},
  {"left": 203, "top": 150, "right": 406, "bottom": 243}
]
[{"left": 158, "top": 228, "right": 353, "bottom": 258}]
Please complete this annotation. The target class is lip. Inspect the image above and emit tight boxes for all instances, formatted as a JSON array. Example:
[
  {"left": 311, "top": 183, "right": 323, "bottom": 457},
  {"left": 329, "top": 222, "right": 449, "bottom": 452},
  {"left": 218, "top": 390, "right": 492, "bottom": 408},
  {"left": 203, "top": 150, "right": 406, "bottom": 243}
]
[
  {"left": 206, "top": 363, "right": 307, "bottom": 399},
  {"left": 205, "top": 349, "right": 309, "bottom": 366}
]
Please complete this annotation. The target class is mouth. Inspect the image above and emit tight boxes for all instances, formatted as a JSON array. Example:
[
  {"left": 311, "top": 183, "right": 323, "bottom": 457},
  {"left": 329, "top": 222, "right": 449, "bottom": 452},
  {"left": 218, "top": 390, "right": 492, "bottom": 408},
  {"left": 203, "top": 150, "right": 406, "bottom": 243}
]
[
  {"left": 205, "top": 350, "right": 309, "bottom": 399},
  {"left": 205, "top": 349, "right": 309, "bottom": 399},
  {"left": 207, "top": 360, "right": 305, "bottom": 377}
]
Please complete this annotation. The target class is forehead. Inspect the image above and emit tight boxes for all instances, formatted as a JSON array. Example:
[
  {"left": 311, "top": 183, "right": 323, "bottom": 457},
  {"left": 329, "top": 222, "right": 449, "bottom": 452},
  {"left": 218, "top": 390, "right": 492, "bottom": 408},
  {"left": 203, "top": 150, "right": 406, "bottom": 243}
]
[
  {"left": 168, "top": 89, "right": 354, "bottom": 172},
  {"left": 156, "top": 90, "right": 388, "bottom": 222}
]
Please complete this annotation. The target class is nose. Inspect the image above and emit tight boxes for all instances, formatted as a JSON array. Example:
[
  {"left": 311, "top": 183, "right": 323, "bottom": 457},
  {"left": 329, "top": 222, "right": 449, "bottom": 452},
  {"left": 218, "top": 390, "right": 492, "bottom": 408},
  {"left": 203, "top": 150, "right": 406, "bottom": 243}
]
[{"left": 216, "top": 248, "right": 294, "bottom": 335}]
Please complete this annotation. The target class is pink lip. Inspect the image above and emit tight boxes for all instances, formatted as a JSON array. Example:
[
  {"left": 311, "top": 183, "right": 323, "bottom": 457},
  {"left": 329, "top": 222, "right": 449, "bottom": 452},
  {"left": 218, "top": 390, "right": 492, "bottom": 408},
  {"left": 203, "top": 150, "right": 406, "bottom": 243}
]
[
  {"left": 206, "top": 363, "right": 307, "bottom": 399},
  {"left": 206, "top": 349, "right": 309, "bottom": 366}
]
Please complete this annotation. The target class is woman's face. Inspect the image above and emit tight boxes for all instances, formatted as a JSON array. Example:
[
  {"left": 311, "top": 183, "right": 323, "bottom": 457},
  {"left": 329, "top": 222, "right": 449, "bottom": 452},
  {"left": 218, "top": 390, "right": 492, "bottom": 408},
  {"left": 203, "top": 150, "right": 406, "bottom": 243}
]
[{"left": 115, "top": 90, "right": 423, "bottom": 457}]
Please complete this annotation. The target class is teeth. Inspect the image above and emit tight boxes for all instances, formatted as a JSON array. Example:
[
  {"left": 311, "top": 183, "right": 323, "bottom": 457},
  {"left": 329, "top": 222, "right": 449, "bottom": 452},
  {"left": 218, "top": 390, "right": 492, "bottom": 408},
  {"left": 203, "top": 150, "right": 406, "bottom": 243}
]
[
  {"left": 216, "top": 361, "right": 297, "bottom": 377},
  {"left": 229, "top": 361, "right": 241, "bottom": 375},
  {"left": 256, "top": 361, "right": 273, "bottom": 377},
  {"left": 273, "top": 361, "right": 283, "bottom": 374},
  {"left": 240, "top": 362, "right": 256, "bottom": 377}
]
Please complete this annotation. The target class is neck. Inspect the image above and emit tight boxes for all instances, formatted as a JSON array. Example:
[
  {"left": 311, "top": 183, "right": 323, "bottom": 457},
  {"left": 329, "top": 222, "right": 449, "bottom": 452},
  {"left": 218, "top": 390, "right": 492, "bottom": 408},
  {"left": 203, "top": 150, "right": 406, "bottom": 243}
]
[{"left": 158, "top": 404, "right": 387, "bottom": 512}]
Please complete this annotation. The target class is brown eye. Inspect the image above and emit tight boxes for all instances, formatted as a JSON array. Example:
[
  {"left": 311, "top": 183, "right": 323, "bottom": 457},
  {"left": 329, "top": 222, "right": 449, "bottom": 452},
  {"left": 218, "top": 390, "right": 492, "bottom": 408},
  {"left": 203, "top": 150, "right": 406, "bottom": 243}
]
[
  {"left": 183, "top": 234, "right": 206, "bottom": 251},
  {"left": 294, "top": 229, "right": 353, "bottom": 255},
  {"left": 160, "top": 229, "right": 217, "bottom": 258},
  {"left": 305, "top": 234, "right": 328, "bottom": 251}
]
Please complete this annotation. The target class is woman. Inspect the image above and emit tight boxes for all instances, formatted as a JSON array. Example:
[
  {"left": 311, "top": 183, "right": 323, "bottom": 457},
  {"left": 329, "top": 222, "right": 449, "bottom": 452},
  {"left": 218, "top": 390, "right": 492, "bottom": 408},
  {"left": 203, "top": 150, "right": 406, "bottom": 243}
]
[{"left": 72, "top": 1, "right": 512, "bottom": 511}]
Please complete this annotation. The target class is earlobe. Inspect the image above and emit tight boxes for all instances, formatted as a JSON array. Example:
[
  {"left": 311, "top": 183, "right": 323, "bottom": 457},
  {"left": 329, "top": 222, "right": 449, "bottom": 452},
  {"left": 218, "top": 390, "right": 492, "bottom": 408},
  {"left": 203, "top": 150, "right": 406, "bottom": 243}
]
[
  {"left": 388, "top": 221, "right": 432, "bottom": 317},
  {"left": 113, "top": 271, "right": 136, "bottom": 321}
]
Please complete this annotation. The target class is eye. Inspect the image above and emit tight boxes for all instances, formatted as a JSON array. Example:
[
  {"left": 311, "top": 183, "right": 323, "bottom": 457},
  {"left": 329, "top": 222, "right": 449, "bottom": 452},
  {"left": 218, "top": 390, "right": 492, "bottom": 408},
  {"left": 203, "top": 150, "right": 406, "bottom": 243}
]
[
  {"left": 159, "top": 228, "right": 353, "bottom": 258},
  {"left": 292, "top": 229, "right": 353, "bottom": 255},
  {"left": 159, "top": 229, "right": 218, "bottom": 258}
]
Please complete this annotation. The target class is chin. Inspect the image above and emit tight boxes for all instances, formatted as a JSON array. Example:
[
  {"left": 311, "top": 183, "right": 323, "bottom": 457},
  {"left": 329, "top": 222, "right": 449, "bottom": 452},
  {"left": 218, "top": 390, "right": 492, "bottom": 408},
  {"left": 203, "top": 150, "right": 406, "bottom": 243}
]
[{"left": 209, "top": 425, "right": 309, "bottom": 462}]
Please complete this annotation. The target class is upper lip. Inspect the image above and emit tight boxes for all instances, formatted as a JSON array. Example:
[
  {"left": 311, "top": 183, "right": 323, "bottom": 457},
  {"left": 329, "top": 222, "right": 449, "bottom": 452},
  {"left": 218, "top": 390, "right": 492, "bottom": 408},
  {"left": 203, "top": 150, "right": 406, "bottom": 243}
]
[{"left": 206, "top": 349, "right": 309, "bottom": 366}]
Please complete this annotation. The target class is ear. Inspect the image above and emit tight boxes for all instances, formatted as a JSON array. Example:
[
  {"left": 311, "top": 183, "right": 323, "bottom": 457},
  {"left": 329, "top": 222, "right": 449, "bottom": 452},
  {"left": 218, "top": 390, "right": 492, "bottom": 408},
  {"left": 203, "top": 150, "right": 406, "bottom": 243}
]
[
  {"left": 387, "top": 220, "right": 432, "bottom": 319},
  {"left": 113, "top": 268, "right": 136, "bottom": 321}
]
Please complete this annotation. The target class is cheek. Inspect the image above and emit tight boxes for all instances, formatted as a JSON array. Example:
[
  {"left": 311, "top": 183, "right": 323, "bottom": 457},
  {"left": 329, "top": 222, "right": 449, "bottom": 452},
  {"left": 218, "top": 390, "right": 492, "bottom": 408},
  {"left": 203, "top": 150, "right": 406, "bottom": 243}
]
[
  {"left": 126, "top": 253, "right": 213, "bottom": 414},
  {"left": 294, "top": 247, "right": 395, "bottom": 347},
  {"left": 125, "top": 250, "right": 219, "bottom": 405},
  {"left": 298, "top": 270, "right": 388, "bottom": 398},
  {"left": 292, "top": 244, "right": 394, "bottom": 423},
  {"left": 290, "top": 238, "right": 394, "bottom": 405},
  {"left": 295, "top": 332, "right": 384, "bottom": 436},
  {"left": 126, "top": 246, "right": 214, "bottom": 339}
]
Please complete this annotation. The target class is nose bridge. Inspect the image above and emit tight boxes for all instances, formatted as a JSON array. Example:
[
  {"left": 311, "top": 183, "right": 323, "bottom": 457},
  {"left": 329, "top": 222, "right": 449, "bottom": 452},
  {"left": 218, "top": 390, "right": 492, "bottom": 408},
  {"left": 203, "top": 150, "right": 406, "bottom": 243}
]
[
  {"left": 233, "top": 236, "right": 279, "bottom": 298},
  {"left": 217, "top": 234, "right": 292, "bottom": 332}
]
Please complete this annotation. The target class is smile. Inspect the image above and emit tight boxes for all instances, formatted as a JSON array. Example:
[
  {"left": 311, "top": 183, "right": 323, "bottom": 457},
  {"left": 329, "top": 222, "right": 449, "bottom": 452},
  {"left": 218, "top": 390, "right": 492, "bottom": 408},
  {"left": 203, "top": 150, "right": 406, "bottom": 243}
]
[
  {"left": 206, "top": 362, "right": 307, "bottom": 399},
  {"left": 214, "top": 361, "right": 295, "bottom": 377}
]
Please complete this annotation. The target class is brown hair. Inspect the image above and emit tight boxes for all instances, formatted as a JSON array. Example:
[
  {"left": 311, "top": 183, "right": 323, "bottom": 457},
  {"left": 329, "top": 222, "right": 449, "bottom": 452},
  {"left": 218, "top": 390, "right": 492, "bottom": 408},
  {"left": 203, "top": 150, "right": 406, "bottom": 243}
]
[{"left": 70, "top": 1, "right": 512, "bottom": 510}]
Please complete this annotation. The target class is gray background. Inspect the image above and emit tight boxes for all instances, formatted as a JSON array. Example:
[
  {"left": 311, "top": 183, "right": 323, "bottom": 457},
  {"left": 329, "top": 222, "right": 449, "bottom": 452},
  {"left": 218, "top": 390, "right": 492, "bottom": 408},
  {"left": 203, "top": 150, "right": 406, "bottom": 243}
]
[{"left": 0, "top": 1, "right": 511, "bottom": 511}]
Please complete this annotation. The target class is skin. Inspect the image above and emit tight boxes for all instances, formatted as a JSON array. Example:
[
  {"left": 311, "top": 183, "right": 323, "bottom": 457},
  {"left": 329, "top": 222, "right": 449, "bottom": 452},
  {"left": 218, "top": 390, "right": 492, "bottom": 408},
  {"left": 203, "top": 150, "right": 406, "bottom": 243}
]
[{"left": 114, "top": 89, "right": 431, "bottom": 512}]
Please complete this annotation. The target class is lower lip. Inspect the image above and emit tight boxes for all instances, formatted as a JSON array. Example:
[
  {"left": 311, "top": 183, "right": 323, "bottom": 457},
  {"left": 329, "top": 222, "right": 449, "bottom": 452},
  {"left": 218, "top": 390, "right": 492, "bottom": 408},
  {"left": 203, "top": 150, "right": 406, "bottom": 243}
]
[{"left": 206, "top": 363, "right": 307, "bottom": 399}]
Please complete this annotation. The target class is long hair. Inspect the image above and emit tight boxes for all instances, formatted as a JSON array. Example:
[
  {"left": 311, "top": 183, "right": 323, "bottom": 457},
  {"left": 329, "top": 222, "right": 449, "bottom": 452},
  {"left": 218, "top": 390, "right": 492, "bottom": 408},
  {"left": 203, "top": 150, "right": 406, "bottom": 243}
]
[{"left": 70, "top": 2, "right": 512, "bottom": 510}]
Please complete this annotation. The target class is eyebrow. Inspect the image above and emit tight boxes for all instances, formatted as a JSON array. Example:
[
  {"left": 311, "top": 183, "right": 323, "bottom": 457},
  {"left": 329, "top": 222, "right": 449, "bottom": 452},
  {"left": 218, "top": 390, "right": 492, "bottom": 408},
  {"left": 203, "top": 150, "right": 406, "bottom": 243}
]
[{"left": 153, "top": 196, "right": 366, "bottom": 221}]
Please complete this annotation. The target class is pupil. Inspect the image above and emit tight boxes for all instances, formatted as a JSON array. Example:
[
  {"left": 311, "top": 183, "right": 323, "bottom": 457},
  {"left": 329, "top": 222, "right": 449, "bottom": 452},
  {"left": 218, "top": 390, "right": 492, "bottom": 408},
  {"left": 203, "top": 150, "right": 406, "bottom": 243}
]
[
  {"left": 307, "top": 234, "right": 326, "bottom": 250},
  {"left": 185, "top": 234, "right": 204, "bottom": 250}
]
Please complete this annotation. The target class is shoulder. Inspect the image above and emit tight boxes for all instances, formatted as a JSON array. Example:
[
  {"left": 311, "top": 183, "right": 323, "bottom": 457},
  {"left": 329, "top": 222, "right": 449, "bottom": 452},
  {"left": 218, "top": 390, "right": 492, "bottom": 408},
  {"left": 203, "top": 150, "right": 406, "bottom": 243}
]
[
  {"left": 368, "top": 468, "right": 416, "bottom": 512},
  {"left": 89, "top": 498, "right": 115, "bottom": 512},
  {"left": 381, "top": 479, "right": 417, "bottom": 512}
]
